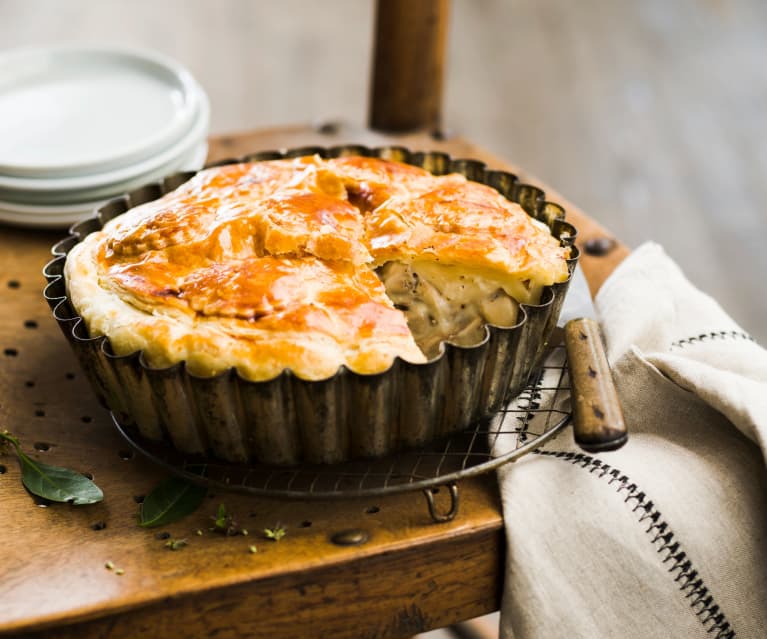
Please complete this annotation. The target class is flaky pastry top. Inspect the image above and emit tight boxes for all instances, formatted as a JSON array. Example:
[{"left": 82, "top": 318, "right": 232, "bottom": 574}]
[{"left": 65, "top": 155, "right": 570, "bottom": 380}]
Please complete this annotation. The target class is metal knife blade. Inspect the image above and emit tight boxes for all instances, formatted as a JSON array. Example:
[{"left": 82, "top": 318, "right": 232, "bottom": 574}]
[
  {"left": 561, "top": 266, "right": 628, "bottom": 452},
  {"left": 559, "top": 265, "right": 597, "bottom": 324}
]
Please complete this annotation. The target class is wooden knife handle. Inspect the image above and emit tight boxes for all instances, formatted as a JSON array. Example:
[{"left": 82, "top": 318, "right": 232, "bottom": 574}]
[{"left": 564, "top": 318, "right": 628, "bottom": 452}]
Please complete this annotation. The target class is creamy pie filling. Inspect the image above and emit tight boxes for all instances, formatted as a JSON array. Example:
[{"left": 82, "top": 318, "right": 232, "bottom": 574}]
[{"left": 378, "top": 260, "right": 526, "bottom": 358}]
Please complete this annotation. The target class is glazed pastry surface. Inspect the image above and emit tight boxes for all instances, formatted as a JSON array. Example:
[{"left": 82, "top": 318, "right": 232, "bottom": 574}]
[{"left": 65, "top": 155, "right": 570, "bottom": 380}]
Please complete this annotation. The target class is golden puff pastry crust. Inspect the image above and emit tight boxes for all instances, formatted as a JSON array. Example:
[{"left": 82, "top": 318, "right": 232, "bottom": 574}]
[{"left": 65, "top": 155, "right": 570, "bottom": 381}]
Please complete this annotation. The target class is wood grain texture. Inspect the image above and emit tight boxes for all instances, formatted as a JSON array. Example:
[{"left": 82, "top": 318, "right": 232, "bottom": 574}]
[
  {"left": 13, "top": 521, "right": 503, "bottom": 639},
  {"left": 369, "top": 0, "right": 449, "bottom": 132},
  {"left": 565, "top": 318, "right": 627, "bottom": 452}
]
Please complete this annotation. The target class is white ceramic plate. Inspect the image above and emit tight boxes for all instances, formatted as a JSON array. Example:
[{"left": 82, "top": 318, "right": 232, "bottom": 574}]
[
  {"left": 0, "top": 82, "right": 209, "bottom": 195},
  {"left": 0, "top": 143, "right": 208, "bottom": 229},
  {"left": 0, "top": 118, "right": 210, "bottom": 206},
  {"left": 0, "top": 142, "right": 209, "bottom": 212},
  {"left": 0, "top": 45, "right": 200, "bottom": 178},
  {"left": 0, "top": 204, "right": 97, "bottom": 226}
]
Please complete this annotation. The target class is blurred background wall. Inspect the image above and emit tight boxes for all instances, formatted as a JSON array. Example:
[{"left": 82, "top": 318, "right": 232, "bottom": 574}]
[{"left": 2, "top": 0, "right": 765, "bottom": 342}]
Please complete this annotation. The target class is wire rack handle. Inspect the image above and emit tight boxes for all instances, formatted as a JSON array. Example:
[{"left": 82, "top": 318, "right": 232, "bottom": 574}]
[{"left": 423, "top": 483, "right": 459, "bottom": 523}]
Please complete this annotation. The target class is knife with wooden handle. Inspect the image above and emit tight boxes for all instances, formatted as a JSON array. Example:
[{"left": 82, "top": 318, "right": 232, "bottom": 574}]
[{"left": 560, "top": 266, "right": 628, "bottom": 452}]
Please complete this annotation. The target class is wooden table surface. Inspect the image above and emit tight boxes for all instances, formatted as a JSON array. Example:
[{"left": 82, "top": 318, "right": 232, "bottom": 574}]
[{"left": 0, "top": 127, "right": 627, "bottom": 639}]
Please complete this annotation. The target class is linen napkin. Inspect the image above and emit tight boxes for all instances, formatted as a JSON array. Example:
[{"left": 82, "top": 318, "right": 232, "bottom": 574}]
[{"left": 495, "top": 242, "right": 767, "bottom": 639}]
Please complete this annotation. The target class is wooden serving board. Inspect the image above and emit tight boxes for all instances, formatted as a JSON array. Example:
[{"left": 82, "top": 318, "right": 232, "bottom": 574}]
[{"left": 0, "top": 125, "right": 626, "bottom": 639}]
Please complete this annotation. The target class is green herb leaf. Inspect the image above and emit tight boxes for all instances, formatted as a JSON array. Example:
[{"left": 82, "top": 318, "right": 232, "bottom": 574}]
[
  {"left": 1, "top": 431, "right": 103, "bottom": 505},
  {"left": 18, "top": 452, "right": 103, "bottom": 505},
  {"left": 212, "top": 503, "right": 228, "bottom": 531},
  {"left": 138, "top": 477, "right": 208, "bottom": 528},
  {"left": 165, "top": 538, "right": 188, "bottom": 551},
  {"left": 264, "top": 525, "right": 286, "bottom": 541},
  {"left": 209, "top": 503, "right": 246, "bottom": 536}
]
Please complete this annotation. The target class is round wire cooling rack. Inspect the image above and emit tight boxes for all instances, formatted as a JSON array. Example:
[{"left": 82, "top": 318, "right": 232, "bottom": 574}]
[{"left": 114, "top": 343, "right": 571, "bottom": 522}]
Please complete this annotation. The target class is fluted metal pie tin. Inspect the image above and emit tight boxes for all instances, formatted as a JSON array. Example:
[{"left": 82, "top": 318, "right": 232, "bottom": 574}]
[{"left": 44, "top": 145, "right": 578, "bottom": 466}]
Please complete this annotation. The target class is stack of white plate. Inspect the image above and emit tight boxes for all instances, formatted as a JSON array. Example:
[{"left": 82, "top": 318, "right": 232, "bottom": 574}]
[{"left": 0, "top": 45, "right": 210, "bottom": 229}]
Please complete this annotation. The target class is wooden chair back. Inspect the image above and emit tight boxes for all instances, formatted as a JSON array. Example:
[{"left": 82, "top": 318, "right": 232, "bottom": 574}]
[{"left": 369, "top": 0, "right": 450, "bottom": 133}]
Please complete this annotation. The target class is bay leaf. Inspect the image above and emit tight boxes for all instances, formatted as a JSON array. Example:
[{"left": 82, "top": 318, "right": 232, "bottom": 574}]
[
  {"left": 19, "top": 454, "right": 103, "bottom": 505},
  {"left": 139, "top": 476, "right": 208, "bottom": 528}
]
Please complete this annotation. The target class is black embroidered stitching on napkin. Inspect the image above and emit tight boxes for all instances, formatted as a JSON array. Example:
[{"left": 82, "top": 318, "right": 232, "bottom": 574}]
[
  {"left": 534, "top": 450, "right": 736, "bottom": 638},
  {"left": 513, "top": 368, "right": 545, "bottom": 445},
  {"left": 670, "top": 330, "right": 754, "bottom": 350}
]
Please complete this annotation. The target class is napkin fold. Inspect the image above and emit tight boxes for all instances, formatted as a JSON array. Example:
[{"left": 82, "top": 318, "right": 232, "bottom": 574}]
[{"left": 496, "top": 243, "right": 767, "bottom": 639}]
